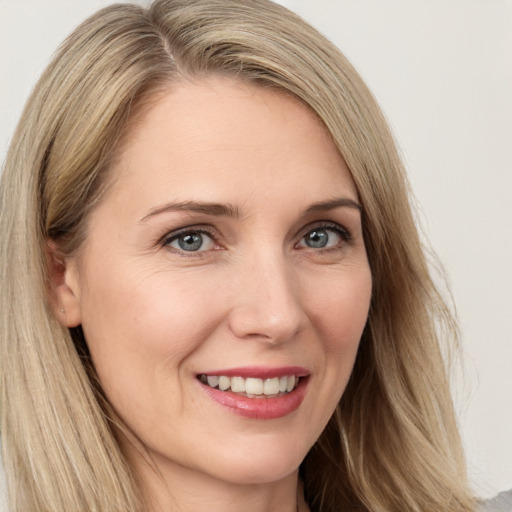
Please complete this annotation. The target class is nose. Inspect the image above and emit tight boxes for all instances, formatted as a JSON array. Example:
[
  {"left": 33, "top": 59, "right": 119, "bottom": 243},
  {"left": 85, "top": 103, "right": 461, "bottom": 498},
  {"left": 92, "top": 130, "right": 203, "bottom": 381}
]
[{"left": 227, "top": 250, "right": 308, "bottom": 344}]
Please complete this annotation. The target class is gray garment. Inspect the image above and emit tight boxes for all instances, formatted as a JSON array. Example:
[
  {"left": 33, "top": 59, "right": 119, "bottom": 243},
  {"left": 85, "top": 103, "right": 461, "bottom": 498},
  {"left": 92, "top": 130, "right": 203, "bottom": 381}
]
[{"left": 479, "top": 490, "right": 512, "bottom": 512}]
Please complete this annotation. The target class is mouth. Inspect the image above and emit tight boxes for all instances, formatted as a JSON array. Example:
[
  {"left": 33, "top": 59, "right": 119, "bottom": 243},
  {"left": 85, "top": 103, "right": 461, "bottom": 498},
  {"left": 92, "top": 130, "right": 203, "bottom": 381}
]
[
  {"left": 196, "top": 366, "right": 310, "bottom": 419},
  {"left": 197, "top": 374, "right": 301, "bottom": 398}
]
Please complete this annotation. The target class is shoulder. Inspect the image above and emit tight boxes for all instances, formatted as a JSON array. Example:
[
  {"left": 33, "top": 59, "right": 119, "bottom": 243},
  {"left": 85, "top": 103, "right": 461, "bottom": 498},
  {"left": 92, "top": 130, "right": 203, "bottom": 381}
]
[{"left": 479, "top": 490, "right": 512, "bottom": 512}]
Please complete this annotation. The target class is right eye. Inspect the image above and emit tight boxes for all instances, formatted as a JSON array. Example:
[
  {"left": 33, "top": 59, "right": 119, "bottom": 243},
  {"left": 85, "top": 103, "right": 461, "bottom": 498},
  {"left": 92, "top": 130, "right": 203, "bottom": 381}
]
[{"left": 165, "top": 231, "right": 216, "bottom": 253}]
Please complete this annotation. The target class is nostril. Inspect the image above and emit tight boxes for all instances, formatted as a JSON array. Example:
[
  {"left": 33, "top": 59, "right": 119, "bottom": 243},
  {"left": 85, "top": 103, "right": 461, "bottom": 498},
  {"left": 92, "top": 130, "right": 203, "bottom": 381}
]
[{"left": 227, "top": 303, "right": 306, "bottom": 344}]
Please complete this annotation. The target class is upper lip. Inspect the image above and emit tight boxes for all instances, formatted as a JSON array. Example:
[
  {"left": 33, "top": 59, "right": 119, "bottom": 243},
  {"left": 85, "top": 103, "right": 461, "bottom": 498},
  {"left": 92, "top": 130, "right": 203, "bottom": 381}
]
[{"left": 198, "top": 366, "right": 310, "bottom": 379}]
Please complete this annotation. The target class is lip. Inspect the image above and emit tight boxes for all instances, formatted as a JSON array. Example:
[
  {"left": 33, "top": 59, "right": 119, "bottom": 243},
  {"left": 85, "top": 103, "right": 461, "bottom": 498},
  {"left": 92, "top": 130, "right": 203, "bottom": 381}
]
[
  {"left": 201, "top": 366, "right": 310, "bottom": 379},
  {"left": 197, "top": 366, "right": 310, "bottom": 420}
]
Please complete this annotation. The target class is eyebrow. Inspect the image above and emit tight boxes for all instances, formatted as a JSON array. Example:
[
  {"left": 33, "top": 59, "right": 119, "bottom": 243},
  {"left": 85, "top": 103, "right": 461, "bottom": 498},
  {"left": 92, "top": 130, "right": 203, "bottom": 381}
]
[
  {"left": 140, "top": 196, "right": 361, "bottom": 223},
  {"left": 140, "top": 201, "right": 240, "bottom": 222},
  {"left": 304, "top": 197, "right": 362, "bottom": 214}
]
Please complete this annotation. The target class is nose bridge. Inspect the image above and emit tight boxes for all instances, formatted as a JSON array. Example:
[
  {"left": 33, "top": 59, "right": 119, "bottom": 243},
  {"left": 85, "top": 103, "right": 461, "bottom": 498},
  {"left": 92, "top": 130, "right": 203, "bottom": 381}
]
[{"left": 228, "top": 244, "right": 306, "bottom": 343}]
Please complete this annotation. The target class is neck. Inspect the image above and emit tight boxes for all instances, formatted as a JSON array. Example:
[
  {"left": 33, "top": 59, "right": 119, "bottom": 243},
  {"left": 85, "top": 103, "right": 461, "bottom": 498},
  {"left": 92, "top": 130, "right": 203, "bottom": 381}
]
[{"left": 128, "top": 450, "right": 307, "bottom": 512}]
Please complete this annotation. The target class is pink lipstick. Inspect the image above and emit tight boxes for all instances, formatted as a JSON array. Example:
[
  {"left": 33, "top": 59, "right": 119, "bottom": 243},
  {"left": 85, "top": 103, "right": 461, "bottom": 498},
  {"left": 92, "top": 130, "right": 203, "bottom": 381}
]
[{"left": 197, "top": 366, "right": 309, "bottom": 419}]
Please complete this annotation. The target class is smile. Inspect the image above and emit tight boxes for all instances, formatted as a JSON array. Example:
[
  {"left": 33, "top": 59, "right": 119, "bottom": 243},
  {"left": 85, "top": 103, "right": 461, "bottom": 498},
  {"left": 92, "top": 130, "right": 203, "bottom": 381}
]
[
  {"left": 198, "top": 374, "right": 300, "bottom": 397},
  {"left": 197, "top": 366, "right": 310, "bottom": 419}
]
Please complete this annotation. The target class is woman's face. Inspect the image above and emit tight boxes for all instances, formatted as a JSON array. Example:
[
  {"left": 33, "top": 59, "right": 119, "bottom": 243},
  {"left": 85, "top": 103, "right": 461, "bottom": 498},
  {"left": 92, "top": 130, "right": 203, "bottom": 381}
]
[{"left": 58, "top": 77, "right": 372, "bottom": 488}]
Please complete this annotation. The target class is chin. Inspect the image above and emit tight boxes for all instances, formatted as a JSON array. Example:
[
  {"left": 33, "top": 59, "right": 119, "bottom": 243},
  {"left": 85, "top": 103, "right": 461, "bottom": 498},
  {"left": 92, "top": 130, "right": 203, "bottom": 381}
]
[
  {"left": 202, "top": 435, "right": 309, "bottom": 485},
  {"left": 212, "top": 460, "right": 301, "bottom": 486}
]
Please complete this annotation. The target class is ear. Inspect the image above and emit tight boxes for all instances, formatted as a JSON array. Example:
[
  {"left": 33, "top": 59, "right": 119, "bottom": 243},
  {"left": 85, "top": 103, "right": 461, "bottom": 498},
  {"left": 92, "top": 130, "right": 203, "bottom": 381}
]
[{"left": 46, "top": 241, "right": 82, "bottom": 327}]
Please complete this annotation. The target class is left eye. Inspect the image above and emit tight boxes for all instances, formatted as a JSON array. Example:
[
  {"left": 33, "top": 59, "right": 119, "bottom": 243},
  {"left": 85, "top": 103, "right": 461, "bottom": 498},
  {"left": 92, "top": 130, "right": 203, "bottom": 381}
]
[
  {"left": 298, "top": 227, "right": 344, "bottom": 249},
  {"left": 166, "top": 231, "right": 215, "bottom": 252}
]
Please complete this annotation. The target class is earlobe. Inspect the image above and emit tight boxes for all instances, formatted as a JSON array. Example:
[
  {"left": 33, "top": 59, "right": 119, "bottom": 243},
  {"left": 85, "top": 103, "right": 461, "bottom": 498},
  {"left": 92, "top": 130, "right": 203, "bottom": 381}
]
[{"left": 46, "top": 241, "right": 82, "bottom": 327}]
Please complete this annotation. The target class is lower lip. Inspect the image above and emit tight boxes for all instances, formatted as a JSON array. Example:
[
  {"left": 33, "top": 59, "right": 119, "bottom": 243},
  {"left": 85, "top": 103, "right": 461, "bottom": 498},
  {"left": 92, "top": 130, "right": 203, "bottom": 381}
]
[{"left": 199, "top": 377, "right": 308, "bottom": 419}]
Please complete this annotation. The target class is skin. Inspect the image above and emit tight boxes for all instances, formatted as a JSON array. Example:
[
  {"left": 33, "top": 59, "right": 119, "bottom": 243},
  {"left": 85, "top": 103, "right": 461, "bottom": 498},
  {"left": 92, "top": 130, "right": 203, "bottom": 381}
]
[{"left": 54, "top": 77, "right": 372, "bottom": 512}]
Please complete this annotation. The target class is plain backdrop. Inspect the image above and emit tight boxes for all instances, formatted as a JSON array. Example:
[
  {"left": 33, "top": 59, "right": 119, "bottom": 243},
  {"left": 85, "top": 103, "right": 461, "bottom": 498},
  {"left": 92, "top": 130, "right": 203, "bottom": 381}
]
[{"left": 1, "top": 0, "right": 511, "bottom": 499}]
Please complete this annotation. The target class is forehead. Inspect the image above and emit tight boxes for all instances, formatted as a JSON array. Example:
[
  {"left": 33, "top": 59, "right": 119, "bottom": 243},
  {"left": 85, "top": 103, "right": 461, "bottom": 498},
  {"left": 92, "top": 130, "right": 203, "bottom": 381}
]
[
  {"left": 104, "top": 76, "right": 356, "bottom": 208},
  {"left": 121, "top": 77, "right": 328, "bottom": 152}
]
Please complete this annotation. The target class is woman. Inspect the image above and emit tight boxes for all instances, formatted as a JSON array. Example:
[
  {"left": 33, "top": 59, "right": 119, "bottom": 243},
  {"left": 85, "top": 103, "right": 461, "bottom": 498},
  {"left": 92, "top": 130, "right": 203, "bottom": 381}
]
[{"left": 0, "top": 0, "right": 481, "bottom": 510}]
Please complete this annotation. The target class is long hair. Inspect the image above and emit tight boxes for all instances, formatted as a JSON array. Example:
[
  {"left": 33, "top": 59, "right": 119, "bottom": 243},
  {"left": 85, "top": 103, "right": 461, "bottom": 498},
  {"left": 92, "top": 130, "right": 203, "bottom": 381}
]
[{"left": 0, "top": 1, "right": 475, "bottom": 510}]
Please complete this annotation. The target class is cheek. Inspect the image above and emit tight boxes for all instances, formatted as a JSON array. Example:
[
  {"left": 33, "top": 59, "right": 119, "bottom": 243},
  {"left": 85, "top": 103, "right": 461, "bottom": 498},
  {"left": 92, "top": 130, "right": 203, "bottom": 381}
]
[
  {"left": 310, "top": 267, "right": 372, "bottom": 352},
  {"left": 78, "top": 266, "right": 222, "bottom": 398},
  {"left": 309, "top": 265, "right": 371, "bottom": 402},
  {"left": 296, "top": 266, "right": 372, "bottom": 445}
]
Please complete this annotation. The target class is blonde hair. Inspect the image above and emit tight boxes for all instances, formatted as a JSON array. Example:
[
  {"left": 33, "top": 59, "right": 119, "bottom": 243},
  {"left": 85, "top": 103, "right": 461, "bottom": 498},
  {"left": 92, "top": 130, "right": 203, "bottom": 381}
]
[{"left": 0, "top": 1, "right": 475, "bottom": 511}]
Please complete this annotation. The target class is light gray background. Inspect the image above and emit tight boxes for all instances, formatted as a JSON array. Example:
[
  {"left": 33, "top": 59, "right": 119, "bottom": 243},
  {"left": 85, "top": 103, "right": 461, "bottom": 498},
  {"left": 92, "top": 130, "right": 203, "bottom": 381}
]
[{"left": 1, "top": 0, "right": 511, "bottom": 499}]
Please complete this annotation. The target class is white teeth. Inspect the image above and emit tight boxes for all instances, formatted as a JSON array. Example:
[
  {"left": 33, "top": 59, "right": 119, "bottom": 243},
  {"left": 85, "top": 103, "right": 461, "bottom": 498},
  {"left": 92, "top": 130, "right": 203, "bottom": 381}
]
[
  {"left": 245, "top": 378, "right": 263, "bottom": 395},
  {"left": 207, "top": 375, "right": 219, "bottom": 388},
  {"left": 286, "top": 375, "right": 296, "bottom": 392},
  {"left": 218, "top": 376, "right": 230, "bottom": 391},
  {"left": 263, "top": 377, "right": 280, "bottom": 395},
  {"left": 201, "top": 374, "right": 300, "bottom": 397},
  {"left": 230, "top": 376, "right": 245, "bottom": 393}
]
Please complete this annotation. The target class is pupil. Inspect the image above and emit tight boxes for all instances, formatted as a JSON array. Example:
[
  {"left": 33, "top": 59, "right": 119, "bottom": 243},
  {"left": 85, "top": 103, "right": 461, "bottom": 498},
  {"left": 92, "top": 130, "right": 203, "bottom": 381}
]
[
  {"left": 307, "top": 230, "right": 328, "bottom": 248},
  {"left": 178, "top": 233, "right": 202, "bottom": 251}
]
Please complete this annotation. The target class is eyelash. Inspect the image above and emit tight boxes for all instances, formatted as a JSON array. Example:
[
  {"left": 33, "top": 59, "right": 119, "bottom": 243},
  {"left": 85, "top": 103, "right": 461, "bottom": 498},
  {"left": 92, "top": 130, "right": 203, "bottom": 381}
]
[
  {"left": 161, "top": 222, "right": 352, "bottom": 255},
  {"left": 296, "top": 222, "right": 352, "bottom": 251},
  {"left": 161, "top": 226, "right": 218, "bottom": 256}
]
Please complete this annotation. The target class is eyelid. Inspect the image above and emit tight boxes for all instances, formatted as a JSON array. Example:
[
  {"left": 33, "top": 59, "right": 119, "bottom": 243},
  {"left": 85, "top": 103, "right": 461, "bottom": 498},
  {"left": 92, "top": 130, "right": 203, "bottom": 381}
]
[
  {"left": 296, "top": 221, "right": 352, "bottom": 242},
  {"left": 161, "top": 224, "right": 219, "bottom": 248},
  {"left": 158, "top": 220, "right": 352, "bottom": 254}
]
